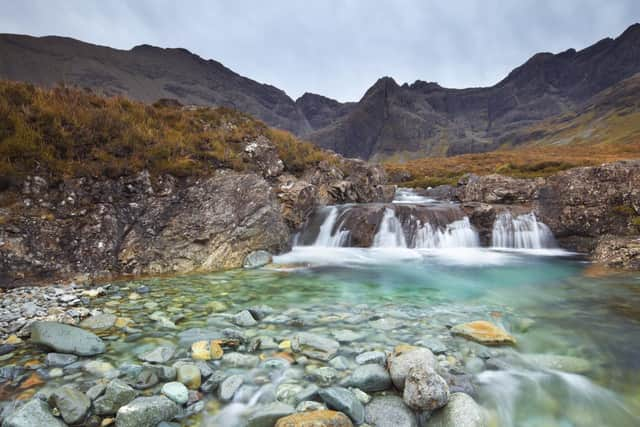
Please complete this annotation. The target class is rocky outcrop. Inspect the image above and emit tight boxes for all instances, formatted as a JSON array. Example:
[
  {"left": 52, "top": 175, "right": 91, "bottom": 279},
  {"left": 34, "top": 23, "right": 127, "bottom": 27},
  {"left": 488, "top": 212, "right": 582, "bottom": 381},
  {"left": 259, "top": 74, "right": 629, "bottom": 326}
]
[
  {"left": 452, "top": 160, "right": 640, "bottom": 269},
  {"left": 0, "top": 140, "right": 389, "bottom": 287}
]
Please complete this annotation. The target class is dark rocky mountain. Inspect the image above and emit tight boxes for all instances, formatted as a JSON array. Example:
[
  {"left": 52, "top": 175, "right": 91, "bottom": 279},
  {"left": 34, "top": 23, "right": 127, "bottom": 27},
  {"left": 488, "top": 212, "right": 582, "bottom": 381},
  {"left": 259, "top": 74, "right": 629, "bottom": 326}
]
[
  {"left": 304, "top": 23, "right": 640, "bottom": 159},
  {"left": 1, "top": 24, "right": 639, "bottom": 159},
  {"left": 0, "top": 33, "right": 311, "bottom": 134}
]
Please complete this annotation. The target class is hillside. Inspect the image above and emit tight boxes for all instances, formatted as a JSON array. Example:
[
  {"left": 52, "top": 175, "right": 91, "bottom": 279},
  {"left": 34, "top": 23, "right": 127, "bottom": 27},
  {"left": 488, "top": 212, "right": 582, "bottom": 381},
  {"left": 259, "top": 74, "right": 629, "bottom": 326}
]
[
  {"left": 0, "top": 80, "right": 333, "bottom": 188},
  {"left": 1, "top": 24, "right": 639, "bottom": 160}
]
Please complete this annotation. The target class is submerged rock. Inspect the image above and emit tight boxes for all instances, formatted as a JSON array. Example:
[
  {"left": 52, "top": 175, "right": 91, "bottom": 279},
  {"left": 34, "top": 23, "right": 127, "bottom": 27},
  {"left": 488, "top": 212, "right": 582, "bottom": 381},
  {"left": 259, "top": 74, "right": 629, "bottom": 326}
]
[
  {"left": 94, "top": 379, "right": 137, "bottom": 415},
  {"left": 115, "top": 396, "right": 178, "bottom": 427},
  {"left": 292, "top": 332, "right": 340, "bottom": 361},
  {"left": 365, "top": 395, "right": 417, "bottom": 427},
  {"left": 318, "top": 387, "right": 364, "bottom": 425},
  {"left": 30, "top": 321, "right": 106, "bottom": 356},
  {"left": 219, "top": 374, "right": 244, "bottom": 402},
  {"left": 161, "top": 382, "right": 189, "bottom": 405},
  {"left": 49, "top": 386, "right": 91, "bottom": 424},
  {"left": 232, "top": 310, "right": 258, "bottom": 327},
  {"left": 450, "top": 321, "right": 516, "bottom": 346},
  {"left": 79, "top": 313, "right": 117, "bottom": 329},
  {"left": 521, "top": 354, "right": 592, "bottom": 374},
  {"left": 138, "top": 346, "right": 175, "bottom": 363},
  {"left": 176, "top": 363, "right": 201, "bottom": 389},
  {"left": 1, "top": 398, "right": 66, "bottom": 427},
  {"left": 246, "top": 402, "right": 295, "bottom": 427},
  {"left": 344, "top": 364, "right": 391, "bottom": 392},
  {"left": 275, "top": 410, "right": 353, "bottom": 427},
  {"left": 429, "top": 392, "right": 486, "bottom": 427},
  {"left": 243, "top": 250, "right": 273, "bottom": 268}
]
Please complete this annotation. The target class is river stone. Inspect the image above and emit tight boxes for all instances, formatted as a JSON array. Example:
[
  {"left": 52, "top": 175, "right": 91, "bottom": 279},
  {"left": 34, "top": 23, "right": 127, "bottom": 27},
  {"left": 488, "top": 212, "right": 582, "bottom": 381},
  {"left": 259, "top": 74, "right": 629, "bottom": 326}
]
[
  {"left": 344, "top": 363, "right": 391, "bottom": 392},
  {"left": 94, "top": 379, "right": 137, "bottom": 415},
  {"left": 275, "top": 410, "right": 353, "bottom": 427},
  {"left": 177, "top": 363, "right": 201, "bottom": 389},
  {"left": 84, "top": 360, "right": 117, "bottom": 378},
  {"left": 79, "top": 313, "right": 117, "bottom": 329},
  {"left": 49, "top": 386, "right": 91, "bottom": 424},
  {"left": 232, "top": 310, "right": 258, "bottom": 327},
  {"left": 1, "top": 398, "right": 66, "bottom": 427},
  {"left": 246, "top": 402, "right": 295, "bottom": 427},
  {"left": 30, "top": 321, "right": 106, "bottom": 356},
  {"left": 355, "top": 351, "right": 386, "bottom": 365},
  {"left": 318, "top": 387, "right": 364, "bottom": 425},
  {"left": 521, "top": 354, "right": 592, "bottom": 374},
  {"left": 418, "top": 337, "right": 448, "bottom": 354},
  {"left": 0, "top": 344, "right": 16, "bottom": 356},
  {"left": 219, "top": 374, "right": 244, "bottom": 402},
  {"left": 222, "top": 352, "right": 260, "bottom": 368},
  {"left": 292, "top": 332, "right": 340, "bottom": 361},
  {"left": 388, "top": 346, "right": 437, "bottom": 390},
  {"left": 243, "top": 250, "right": 272, "bottom": 268},
  {"left": 115, "top": 396, "right": 178, "bottom": 427},
  {"left": 131, "top": 369, "right": 159, "bottom": 389},
  {"left": 450, "top": 321, "right": 516, "bottom": 345},
  {"left": 403, "top": 366, "right": 449, "bottom": 411},
  {"left": 310, "top": 366, "right": 339, "bottom": 386},
  {"left": 46, "top": 352, "right": 78, "bottom": 367},
  {"left": 177, "top": 328, "right": 222, "bottom": 346},
  {"left": 429, "top": 392, "right": 486, "bottom": 427},
  {"left": 138, "top": 346, "right": 175, "bottom": 363},
  {"left": 86, "top": 383, "right": 106, "bottom": 401},
  {"left": 161, "top": 382, "right": 189, "bottom": 405},
  {"left": 365, "top": 395, "right": 417, "bottom": 427},
  {"left": 296, "top": 400, "right": 327, "bottom": 412},
  {"left": 200, "top": 371, "right": 226, "bottom": 393}
]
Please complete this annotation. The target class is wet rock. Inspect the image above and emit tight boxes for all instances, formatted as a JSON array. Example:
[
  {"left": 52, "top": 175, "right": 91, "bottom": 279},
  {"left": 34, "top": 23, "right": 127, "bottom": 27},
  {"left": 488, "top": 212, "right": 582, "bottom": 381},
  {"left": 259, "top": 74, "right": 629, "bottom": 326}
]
[
  {"left": 318, "top": 387, "right": 364, "bottom": 425},
  {"left": 310, "top": 366, "right": 339, "bottom": 387},
  {"left": 222, "top": 352, "right": 260, "bottom": 368},
  {"left": 418, "top": 337, "right": 448, "bottom": 355},
  {"left": 200, "top": 371, "right": 226, "bottom": 393},
  {"left": 243, "top": 250, "right": 273, "bottom": 269},
  {"left": 429, "top": 392, "right": 486, "bottom": 427},
  {"left": 177, "top": 328, "right": 222, "bottom": 346},
  {"left": 344, "top": 364, "right": 391, "bottom": 392},
  {"left": 84, "top": 360, "right": 117, "bottom": 378},
  {"left": 388, "top": 345, "right": 437, "bottom": 390},
  {"left": 331, "top": 329, "right": 366, "bottom": 343},
  {"left": 79, "top": 313, "right": 117, "bottom": 330},
  {"left": 0, "top": 344, "right": 16, "bottom": 356},
  {"left": 246, "top": 402, "right": 295, "bottom": 427},
  {"left": 232, "top": 310, "right": 258, "bottom": 327},
  {"left": 94, "top": 379, "right": 137, "bottom": 415},
  {"left": 161, "top": 382, "right": 189, "bottom": 405},
  {"left": 593, "top": 236, "right": 640, "bottom": 270},
  {"left": 137, "top": 345, "right": 175, "bottom": 363},
  {"left": 521, "top": 354, "right": 592, "bottom": 374},
  {"left": 457, "top": 174, "right": 539, "bottom": 204},
  {"left": 451, "top": 321, "right": 516, "bottom": 346},
  {"left": 1, "top": 398, "right": 66, "bottom": 427},
  {"left": 45, "top": 352, "right": 78, "bottom": 367},
  {"left": 276, "top": 383, "right": 304, "bottom": 405},
  {"left": 295, "top": 400, "right": 327, "bottom": 412},
  {"left": 219, "top": 374, "right": 244, "bottom": 402},
  {"left": 365, "top": 395, "right": 417, "bottom": 427},
  {"left": 86, "top": 383, "right": 106, "bottom": 401},
  {"left": 115, "top": 396, "right": 178, "bottom": 427},
  {"left": 292, "top": 332, "right": 340, "bottom": 361},
  {"left": 176, "top": 363, "right": 201, "bottom": 389},
  {"left": 295, "top": 384, "right": 320, "bottom": 403},
  {"left": 191, "top": 340, "right": 223, "bottom": 360},
  {"left": 30, "top": 321, "right": 106, "bottom": 356},
  {"left": 355, "top": 351, "right": 386, "bottom": 365},
  {"left": 275, "top": 410, "right": 353, "bottom": 427},
  {"left": 49, "top": 386, "right": 91, "bottom": 424},
  {"left": 402, "top": 366, "right": 449, "bottom": 411}
]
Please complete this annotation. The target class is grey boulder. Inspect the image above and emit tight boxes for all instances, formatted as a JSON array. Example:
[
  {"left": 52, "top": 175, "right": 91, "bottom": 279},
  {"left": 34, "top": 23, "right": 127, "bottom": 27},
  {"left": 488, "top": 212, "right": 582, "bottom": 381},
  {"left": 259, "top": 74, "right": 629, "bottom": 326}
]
[
  {"left": 318, "top": 386, "right": 364, "bottom": 425},
  {"left": 403, "top": 366, "right": 449, "bottom": 411},
  {"left": 94, "top": 379, "right": 137, "bottom": 415},
  {"left": 365, "top": 395, "right": 417, "bottom": 427},
  {"left": 115, "top": 396, "right": 178, "bottom": 427},
  {"left": 388, "top": 346, "right": 437, "bottom": 390},
  {"left": 344, "top": 364, "right": 391, "bottom": 392},
  {"left": 1, "top": 398, "right": 66, "bottom": 427},
  {"left": 30, "top": 321, "right": 106, "bottom": 356},
  {"left": 49, "top": 386, "right": 91, "bottom": 424},
  {"left": 429, "top": 393, "right": 487, "bottom": 427},
  {"left": 291, "top": 332, "right": 340, "bottom": 361}
]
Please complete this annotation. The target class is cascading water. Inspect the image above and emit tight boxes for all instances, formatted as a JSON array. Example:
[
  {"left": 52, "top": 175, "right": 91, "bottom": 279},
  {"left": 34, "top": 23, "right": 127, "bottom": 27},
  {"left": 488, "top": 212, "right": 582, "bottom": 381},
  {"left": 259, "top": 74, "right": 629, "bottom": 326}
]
[
  {"left": 414, "top": 217, "right": 480, "bottom": 248},
  {"left": 372, "top": 208, "right": 408, "bottom": 248},
  {"left": 492, "top": 211, "right": 555, "bottom": 249},
  {"left": 311, "top": 206, "right": 350, "bottom": 247}
]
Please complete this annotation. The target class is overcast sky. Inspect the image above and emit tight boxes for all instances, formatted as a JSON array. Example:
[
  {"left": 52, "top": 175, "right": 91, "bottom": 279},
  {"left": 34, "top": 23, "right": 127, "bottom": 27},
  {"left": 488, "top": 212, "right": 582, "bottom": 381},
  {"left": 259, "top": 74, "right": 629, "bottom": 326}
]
[{"left": 2, "top": 1, "right": 640, "bottom": 102}]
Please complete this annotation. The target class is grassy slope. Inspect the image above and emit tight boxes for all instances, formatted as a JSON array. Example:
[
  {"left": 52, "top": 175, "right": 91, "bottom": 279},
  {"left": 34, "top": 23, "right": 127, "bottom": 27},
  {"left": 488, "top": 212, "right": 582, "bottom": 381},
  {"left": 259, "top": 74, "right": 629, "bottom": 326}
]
[
  {"left": 0, "top": 81, "right": 333, "bottom": 188},
  {"left": 385, "top": 75, "right": 640, "bottom": 187}
]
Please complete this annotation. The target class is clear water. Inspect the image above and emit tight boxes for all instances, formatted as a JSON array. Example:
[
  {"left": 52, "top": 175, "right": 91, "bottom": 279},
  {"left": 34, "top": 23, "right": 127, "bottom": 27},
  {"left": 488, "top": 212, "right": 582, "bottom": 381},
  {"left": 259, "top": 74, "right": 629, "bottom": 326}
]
[{"left": 2, "top": 247, "right": 639, "bottom": 426}]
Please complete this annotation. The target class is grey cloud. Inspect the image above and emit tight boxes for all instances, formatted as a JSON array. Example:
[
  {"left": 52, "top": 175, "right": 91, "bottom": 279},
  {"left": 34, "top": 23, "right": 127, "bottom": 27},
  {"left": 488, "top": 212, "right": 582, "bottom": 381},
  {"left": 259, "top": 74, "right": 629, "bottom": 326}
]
[{"left": 1, "top": 0, "right": 639, "bottom": 101}]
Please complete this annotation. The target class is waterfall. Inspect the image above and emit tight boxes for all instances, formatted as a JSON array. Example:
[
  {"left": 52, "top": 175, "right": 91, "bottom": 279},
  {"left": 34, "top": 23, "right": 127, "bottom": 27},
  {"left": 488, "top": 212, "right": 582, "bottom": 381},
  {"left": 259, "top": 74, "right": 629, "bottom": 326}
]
[
  {"left": 492, "top": 211, "right": 555, "bottom": 249},
  {"left": 414, "top": 217, "right": 480, "bottom": 248},
  {"left": 312, "top": 206, "right": 350, "bottom": 247},
  {"left": 372, "top": 208, "right": 407, "bottom": 248}
]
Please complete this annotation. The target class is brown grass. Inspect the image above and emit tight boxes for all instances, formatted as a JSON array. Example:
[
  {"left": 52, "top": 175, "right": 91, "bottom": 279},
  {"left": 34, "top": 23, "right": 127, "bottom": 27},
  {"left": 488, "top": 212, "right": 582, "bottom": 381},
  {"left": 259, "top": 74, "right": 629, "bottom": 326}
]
[{"left": 0, "top": 81, "right": 334, "bottom": 187}]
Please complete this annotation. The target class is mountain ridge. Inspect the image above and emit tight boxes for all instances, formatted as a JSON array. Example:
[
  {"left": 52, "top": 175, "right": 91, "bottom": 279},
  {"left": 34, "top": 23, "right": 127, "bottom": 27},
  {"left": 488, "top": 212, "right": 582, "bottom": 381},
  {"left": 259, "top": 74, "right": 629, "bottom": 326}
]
[{"left": 1, "top": 24, "right": 639, "bottom": 159}]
